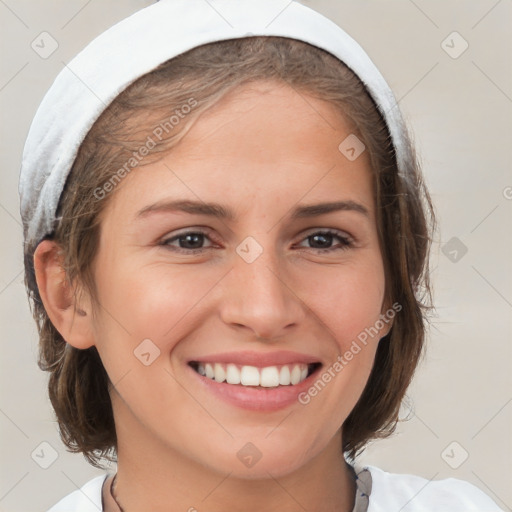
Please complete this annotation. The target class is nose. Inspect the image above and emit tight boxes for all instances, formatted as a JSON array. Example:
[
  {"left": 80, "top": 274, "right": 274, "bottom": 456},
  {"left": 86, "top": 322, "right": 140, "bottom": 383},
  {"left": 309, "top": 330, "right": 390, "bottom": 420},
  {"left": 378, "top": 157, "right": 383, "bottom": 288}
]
[{"left": 218, "top": 244, "right": 306, "bottom": 340}]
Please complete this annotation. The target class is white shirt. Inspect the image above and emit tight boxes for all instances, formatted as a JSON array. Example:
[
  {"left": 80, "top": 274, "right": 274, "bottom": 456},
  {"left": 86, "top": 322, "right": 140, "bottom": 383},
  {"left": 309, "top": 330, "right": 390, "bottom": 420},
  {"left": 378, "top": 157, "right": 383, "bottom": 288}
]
[{"left": 47, "top": 465, "right": 503, "bottom": 511}]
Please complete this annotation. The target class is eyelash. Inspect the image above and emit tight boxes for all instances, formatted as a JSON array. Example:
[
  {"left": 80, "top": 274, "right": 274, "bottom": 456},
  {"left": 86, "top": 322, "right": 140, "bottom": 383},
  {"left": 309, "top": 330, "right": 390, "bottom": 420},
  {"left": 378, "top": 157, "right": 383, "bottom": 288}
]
[{"left": 159, "top": 229, "right": 354, "bottom": 255}]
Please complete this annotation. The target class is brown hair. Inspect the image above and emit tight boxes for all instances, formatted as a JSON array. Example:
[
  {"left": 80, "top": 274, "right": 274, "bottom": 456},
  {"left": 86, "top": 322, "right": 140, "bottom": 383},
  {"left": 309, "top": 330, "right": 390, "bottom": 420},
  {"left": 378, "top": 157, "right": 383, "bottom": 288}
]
[{"left": 24, "top": 37, "right": 436, "bottom": 468}]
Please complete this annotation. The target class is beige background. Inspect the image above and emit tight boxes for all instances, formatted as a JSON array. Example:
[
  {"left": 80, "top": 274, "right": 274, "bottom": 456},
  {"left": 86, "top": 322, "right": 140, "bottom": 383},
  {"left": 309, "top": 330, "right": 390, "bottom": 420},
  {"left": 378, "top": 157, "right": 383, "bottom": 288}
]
[{"left": 1, "top": 1, "right": 511, "bottom": 511}]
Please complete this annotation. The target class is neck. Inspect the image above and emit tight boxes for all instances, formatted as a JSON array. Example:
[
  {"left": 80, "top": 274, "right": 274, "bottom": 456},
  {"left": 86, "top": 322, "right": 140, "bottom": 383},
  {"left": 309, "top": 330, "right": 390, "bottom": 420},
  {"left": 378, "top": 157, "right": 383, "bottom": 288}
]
[{"left": 106, "top": 399, "right": 356, "bottom": 512}]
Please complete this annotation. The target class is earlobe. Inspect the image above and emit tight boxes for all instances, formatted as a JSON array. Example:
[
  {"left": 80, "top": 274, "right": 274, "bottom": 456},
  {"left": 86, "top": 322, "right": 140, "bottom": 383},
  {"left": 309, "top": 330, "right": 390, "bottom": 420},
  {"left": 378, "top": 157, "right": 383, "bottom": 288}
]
[
  {"left": 380, "top": 322, "right": 393, "bottom": 339},
  {"left": 379, "top": 301, "right": 395, "bottom": 339},
  {"left": 33, "top": 240, "right": 95, "bottom": 349}
]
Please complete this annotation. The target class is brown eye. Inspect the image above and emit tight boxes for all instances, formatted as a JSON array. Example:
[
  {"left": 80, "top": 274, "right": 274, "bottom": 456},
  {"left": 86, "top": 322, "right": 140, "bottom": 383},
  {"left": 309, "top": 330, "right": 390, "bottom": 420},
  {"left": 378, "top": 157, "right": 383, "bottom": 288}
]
[
  {"left": 160, "top": 230, "right": 216, "bottom": 253},
  {"left": 297, "top": 230, "right": 353, "bottom": 252}
]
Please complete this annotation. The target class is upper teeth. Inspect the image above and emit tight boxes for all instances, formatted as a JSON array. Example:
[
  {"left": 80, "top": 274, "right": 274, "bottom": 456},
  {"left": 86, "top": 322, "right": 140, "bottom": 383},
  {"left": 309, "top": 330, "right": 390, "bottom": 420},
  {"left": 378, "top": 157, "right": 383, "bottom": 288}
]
[{"left": 196, "top": 363, "right": 309, "bottom": 387}]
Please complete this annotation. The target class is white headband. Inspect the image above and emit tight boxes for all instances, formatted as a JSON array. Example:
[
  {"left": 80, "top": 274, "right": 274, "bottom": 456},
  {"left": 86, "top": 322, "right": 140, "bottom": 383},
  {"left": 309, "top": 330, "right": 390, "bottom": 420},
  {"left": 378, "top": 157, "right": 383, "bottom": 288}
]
[{"left": 19, "top": 0, "right": 408, "bottom": 247}]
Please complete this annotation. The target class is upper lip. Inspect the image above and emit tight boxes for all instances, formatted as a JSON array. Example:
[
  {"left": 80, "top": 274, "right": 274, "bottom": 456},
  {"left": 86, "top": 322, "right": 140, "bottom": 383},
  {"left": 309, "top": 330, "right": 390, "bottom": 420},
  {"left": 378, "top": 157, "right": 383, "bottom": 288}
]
[{"left": 188, "top": 350, "right": 321, "bottom": 367}]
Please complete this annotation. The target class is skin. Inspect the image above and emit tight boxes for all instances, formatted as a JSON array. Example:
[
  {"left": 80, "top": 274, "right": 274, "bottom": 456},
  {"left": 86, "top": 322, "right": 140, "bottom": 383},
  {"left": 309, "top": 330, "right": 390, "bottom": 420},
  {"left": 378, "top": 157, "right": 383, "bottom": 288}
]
[{"left": 35, "top": 81, "right": 392, "bottom": 512}]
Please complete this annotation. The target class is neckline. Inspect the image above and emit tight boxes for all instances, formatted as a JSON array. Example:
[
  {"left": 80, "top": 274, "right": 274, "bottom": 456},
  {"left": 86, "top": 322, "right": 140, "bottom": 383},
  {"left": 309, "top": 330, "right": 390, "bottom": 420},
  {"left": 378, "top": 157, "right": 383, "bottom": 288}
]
[{"left": 99, "top": 465, "right": 372, "bottom": 512}]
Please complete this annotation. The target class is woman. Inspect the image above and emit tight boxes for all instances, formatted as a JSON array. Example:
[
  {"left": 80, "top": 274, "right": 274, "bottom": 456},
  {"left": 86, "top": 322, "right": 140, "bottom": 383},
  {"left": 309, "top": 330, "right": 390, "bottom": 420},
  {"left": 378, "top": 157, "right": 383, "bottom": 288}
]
[{"left": 19, "top": 1, "right": 503, "bottom": 510}]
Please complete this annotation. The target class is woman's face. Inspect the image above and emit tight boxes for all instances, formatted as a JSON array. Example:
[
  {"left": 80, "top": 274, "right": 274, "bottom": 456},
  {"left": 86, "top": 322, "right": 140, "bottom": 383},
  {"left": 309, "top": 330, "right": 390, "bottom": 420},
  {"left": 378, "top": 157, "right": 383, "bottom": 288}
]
[{"left": 88, "top": 80, "right": 390, "bottom": 478}]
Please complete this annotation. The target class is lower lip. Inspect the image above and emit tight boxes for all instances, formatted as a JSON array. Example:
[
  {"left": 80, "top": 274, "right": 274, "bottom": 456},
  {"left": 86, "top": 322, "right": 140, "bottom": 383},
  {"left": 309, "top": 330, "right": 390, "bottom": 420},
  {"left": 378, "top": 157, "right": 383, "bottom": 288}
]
[{"left": 187, "top": 364, "right": 321, "bottom": 411}]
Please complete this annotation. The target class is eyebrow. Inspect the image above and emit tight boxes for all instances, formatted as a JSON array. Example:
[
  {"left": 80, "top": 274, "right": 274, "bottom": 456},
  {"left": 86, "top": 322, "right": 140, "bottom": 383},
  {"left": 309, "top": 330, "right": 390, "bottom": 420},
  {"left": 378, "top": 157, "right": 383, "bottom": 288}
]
[{"left": 135, "top": 199, "right": 369, "bottom": 221}]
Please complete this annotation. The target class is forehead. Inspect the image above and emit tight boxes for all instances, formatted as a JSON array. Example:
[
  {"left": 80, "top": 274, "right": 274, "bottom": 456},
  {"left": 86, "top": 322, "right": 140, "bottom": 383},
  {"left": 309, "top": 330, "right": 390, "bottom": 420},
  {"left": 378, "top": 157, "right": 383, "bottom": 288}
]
[
  {"left": 102, "top": 80, "right": 375, "bottom": 222},
  {"left": 183, "top": 79, "right": 359, "bottom": 156}
]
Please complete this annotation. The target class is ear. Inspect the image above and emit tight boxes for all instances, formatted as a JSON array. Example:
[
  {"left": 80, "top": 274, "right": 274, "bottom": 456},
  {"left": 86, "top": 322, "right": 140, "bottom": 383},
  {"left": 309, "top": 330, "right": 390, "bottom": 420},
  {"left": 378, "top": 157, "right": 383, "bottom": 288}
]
[
  {"left": 33, "top": 240, "right": 95, "bottom": 349},
  {"left": 379, "top": 299, "right": 397, "bottom": 339}
]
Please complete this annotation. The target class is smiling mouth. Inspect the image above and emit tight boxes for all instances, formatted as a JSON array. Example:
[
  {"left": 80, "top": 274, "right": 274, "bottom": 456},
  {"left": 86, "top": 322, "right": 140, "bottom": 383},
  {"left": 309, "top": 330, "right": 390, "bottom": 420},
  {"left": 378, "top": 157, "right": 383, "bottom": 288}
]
[{"left": 189, "top": 362, "right": 321, "bottom": 388}]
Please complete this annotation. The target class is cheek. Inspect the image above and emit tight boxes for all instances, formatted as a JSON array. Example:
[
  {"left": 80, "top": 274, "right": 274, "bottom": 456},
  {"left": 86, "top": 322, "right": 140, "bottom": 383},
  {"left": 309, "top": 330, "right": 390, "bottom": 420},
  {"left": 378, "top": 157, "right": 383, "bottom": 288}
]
[
  {"left": 89, "top": 261, "right": 207, "bottom": 413},
  {"left": 292, "top": 260, "right": 386, "bottom": 415},
  {"left": 91, "top": 259, "right": 221, "bottom": 357},
  {"left": 300, "top": 259, "right": 386, "bottom": 350}
]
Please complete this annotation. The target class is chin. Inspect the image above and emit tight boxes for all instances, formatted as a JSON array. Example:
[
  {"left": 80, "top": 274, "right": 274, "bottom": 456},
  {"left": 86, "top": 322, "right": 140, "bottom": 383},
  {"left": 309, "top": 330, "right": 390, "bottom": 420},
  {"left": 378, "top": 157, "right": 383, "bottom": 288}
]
[{"left": 201, "top": 443, "right": 313, "bottom": 480}]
